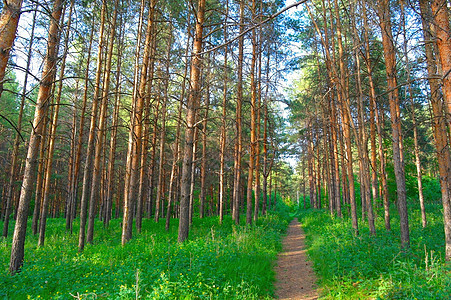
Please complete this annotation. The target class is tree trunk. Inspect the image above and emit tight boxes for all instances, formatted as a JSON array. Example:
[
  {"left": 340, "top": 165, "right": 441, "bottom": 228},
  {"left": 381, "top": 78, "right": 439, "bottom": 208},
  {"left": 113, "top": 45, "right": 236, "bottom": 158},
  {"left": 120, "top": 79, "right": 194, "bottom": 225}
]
[
  {"left": 189, "top": 128, "right": 198, "bottom": 225},
  {"left": 246, "top": 0, "right": 257, "bottom": 225},
  {"left": 136, "top": 22, "right": 156, "bottom": 232},
  {"left": 31, "top": 118, "right": 49, "bottom": 236},
  {"left": 178, "top": 0, "right": 206, "bottom": 242},
  {"left": 378, "top": 0, "right": 410, "bottom": 249},
  {"left": 122, "top": 0, "right": 156, "bottom": 245},
  {"left": 219, "top": 1, "right": 228, "bottom": 224},
  {"left": 104, "top": 12, "right": 125, "bottom": 228},
  {"left": 253, "top": 7, "right": 263, "bottom": 223},
  {"left": 199, "top": 50, "right": 211, "bottom": 219},
  {"left": 2, "top": 5, "right": 37, "bottom": 238},
  {"left": 0, "top": 0, "right": 23, "bottom": 98},
  {"left": 78, "top": 0, "right": 107, "bottom": 252},
  {"left": 431, "top": 0, "right": 451, "bottom": 132},
  {"left": 66, "top": 19, "right": 95, "bottom": 233},
  {"left": 155, "top": 32, "right": 172, "bottom": 223},
  {"left": 86, "top": 0, "right": 119, "bottom": 244},
  {"left": 9, "top": 0, "right": 64, "bottom": 274},
  {"left": 233, "top": 0, "right": 245, "bottom": 225},
  {"left": 39, "top": 0, "right": 74, "bottom": 246},
  {"left": 420, "top": 0, "right": 451, "bottom": 260},
  {"left": 166, "top": 15, "right": 190, "bottom": 230},
  {"left": 400, "top": 0, "right": 426, "bottom": 228}
]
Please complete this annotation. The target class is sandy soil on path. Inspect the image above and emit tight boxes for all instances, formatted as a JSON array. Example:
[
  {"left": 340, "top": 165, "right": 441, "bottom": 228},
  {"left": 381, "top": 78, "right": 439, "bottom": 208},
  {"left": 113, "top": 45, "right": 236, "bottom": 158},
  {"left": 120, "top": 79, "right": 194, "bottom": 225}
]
[{"left": 275, "top": 218, "right": 319, "bottom": 300}]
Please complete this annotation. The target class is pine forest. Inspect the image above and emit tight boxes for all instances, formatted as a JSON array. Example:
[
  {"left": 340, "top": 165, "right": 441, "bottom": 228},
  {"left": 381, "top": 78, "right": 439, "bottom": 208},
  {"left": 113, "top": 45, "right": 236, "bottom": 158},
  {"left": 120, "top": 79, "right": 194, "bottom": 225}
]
[{"left": 0, "top": 0, "right": 450, "bottom": 298}]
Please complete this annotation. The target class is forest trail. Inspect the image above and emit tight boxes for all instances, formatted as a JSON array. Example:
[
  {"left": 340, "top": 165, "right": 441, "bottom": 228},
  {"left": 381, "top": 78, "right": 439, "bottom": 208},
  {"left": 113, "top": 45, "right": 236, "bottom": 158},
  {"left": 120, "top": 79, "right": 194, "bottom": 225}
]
[{"left": 275, "top": 218, "right": 319, "bottom": 300}]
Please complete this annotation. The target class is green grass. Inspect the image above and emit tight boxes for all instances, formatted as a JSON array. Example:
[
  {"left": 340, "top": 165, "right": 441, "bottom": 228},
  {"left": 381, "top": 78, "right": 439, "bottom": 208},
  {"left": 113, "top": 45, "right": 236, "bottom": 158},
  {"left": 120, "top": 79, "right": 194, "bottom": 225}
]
[
  {"left": 0, "top": 208, "right": 291, "bottom": 299},
  {"left": 298, "top": 203, "right": 451, "bottom": 299}
]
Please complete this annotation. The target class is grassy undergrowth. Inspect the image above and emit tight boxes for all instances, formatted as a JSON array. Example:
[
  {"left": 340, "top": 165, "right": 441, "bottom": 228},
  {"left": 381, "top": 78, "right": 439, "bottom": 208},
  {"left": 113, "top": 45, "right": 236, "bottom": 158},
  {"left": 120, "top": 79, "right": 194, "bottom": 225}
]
[
  {"left": 0, "top": 207, "right": 291, "bottom": 299},
  {"left": 299, "top": 204, "right": 451, "bottom": 299}
]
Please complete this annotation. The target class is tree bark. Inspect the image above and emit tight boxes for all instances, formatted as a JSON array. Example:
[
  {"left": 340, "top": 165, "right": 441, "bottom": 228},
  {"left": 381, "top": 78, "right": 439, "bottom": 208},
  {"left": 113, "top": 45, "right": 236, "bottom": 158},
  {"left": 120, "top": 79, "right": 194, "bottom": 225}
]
[
  {"left": 431, "top": 0, "right": 451, "bottom": 132},
  {"left": 400, "top": 0, "right": 426, "bottom": 228},
  {"left": 0, "top": 0, "right": 23, "bottom": 98},
  {"left": 66, "top": 19, "right": 95, "bottom": 233},
  {"left": 155, "top": 32, "right": 172, "bottom": 223},
  {"left": 39, "top": 0, "right": 74, "bottom": 246},
  {"left": 104, "top": 12, "right": 125, "bottom": 228},
  {"left": 199, "top": 68, "right": 210, "bottom": 219},
  {"left": 246, "top": 0, "right": 257, "bottom": 225},
  {"left": 420, "top": 0, "right": 451, "bottom": 260},
  {"left": 233, "top": 0, "right": 245, "bottom": 225},
  {"left": 78, "top": 0, "right": 107, "bottom": 252},
  {"left": 9, "top": 0, "right": 64, "bottom": 274},
  {"left": 2, "top": 5, "right": 37, "bottom": 238},
  {"left": 219, "top": 1, "right": 228, "bottom": 224},
  {"left": 122, "top": 0, "right": 156, "bottom": 245},
  {"left": 178, "top": 0, "right": 206, "bottom": 242},
  {"left": 86, "top": 0, "right": 119, "bottom": 244},
  {"left": 378, "top": 0, "right": 410, "bottom": 248}
]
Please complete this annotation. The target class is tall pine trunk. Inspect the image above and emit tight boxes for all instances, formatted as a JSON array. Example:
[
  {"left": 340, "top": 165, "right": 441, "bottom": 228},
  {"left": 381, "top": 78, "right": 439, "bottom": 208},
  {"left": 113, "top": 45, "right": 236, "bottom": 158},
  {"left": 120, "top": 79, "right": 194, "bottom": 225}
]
[
  {"left": 178, "top": 0, "right": 206, "bottom": 242},
  {"left": 2, "top": 5, "right": 37, "bottom": 238},
  {"left": 378, "top": 0, "right": 410, "bottom": 249},
  {"left": 78, "top": 0, "right": 107, "bottom": 252},
  {"left": 39, "top": 1, "right": 74, "bottom": 246},
  {"left": 122, "top": 0, "right": 156, "bottom": 245},
  {"left": 420, "top": 0, "right": 451, "bottom": 260},
  {"left": 9, "top": 0, "right": 64, "bottom": 274}
]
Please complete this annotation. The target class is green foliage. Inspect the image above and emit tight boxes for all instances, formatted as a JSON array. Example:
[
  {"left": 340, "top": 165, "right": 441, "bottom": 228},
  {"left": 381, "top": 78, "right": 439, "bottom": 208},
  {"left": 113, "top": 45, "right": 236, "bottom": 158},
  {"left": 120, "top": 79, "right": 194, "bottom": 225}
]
[
  {"left": 0, "top": 210, "right": 290, "bottom": 299},
  {"left": 298, "top": 206, "right": 451, "bottom": 299}
]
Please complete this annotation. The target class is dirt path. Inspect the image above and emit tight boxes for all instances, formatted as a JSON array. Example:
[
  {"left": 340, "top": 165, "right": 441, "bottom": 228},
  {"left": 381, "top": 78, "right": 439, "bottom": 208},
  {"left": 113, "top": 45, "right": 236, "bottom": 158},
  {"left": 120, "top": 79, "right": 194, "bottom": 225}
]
[{"left": 275, "top": 218, "right": 319, "bottom": 300}]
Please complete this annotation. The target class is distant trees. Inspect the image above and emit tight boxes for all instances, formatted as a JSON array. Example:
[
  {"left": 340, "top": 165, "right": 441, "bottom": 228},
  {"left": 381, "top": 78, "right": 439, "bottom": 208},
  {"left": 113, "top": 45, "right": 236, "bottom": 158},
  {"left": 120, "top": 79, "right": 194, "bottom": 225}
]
[{"left": 291, "top": 0, "right": 451, "bottom": 260}]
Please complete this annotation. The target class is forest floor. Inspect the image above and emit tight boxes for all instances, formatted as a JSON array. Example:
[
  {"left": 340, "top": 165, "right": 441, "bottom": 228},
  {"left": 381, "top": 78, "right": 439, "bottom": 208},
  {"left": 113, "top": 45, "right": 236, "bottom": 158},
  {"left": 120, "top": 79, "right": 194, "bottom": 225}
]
[{"left": 275, "top": 218, "right": 319, "bottom": 300}]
